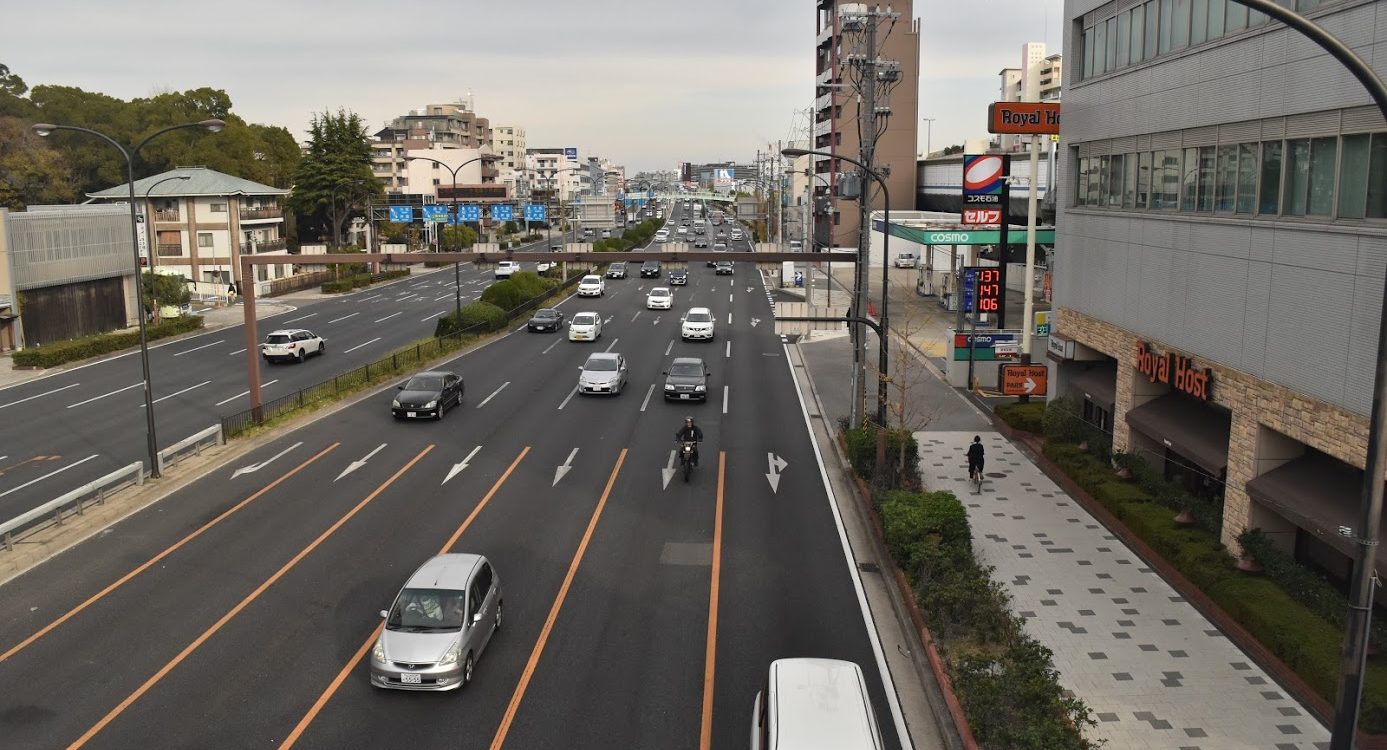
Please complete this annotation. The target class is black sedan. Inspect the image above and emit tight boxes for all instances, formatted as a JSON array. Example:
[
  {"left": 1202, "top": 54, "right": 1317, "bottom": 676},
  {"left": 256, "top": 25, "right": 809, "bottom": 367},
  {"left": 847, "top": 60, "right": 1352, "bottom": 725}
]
[
  {"left": 392, "top": 371, "right": 464, "bottom": 420},
  {"left": 669, "top": 270, "right": 688, "bottom": 285},
  {"left": 527, "top": 308, "right": 565, "bottom": 332}
]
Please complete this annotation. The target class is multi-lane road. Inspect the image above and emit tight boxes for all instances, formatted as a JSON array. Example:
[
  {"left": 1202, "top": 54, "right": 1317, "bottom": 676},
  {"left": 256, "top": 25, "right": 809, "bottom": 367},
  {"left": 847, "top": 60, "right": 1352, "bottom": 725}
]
[{"left": 0, "top": 201, "right": 913, "bottom": 748}]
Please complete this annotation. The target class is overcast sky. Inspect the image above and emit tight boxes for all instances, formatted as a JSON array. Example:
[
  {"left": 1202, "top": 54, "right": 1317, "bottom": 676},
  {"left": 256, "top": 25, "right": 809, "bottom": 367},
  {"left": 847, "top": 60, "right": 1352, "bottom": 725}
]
[{"left": 3, "top": 0, "right": 1065, "bottom": 173}]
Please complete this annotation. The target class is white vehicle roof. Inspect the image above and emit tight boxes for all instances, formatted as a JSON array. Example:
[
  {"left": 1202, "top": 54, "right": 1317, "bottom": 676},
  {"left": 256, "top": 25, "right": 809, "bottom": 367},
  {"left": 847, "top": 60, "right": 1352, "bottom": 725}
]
[
  {"left": 572, "top": 312, "right": 599, "bottom": 323},
  {"left": 581, "top": 275, "right": 601, "bottom": 282},
  {"left": 648, "top": 287, "right": 671, "bottom": 295},
  {"left": 266, "top": 329, "right": 313, "bottom": 337}
]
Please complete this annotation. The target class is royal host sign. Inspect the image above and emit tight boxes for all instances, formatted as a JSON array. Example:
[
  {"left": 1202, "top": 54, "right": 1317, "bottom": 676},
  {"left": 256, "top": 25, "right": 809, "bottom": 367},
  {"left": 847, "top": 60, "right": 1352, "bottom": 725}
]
[
  {"left": 987, "top": 102, "right": 1061, "bottom": 135},
  {"left": 1135, "top": 342, "right": 1213, "bottom": 402}
]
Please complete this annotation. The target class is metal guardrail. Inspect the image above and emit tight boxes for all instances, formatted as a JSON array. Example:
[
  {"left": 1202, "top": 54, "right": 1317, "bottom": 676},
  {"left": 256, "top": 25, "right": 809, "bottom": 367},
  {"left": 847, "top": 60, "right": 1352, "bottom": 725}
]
[
  {"left": 157, "top": 424, "right": 223, "bottom": 475},
  {"left": 0, "top": 463, "right": 144, "bottom": 551}
]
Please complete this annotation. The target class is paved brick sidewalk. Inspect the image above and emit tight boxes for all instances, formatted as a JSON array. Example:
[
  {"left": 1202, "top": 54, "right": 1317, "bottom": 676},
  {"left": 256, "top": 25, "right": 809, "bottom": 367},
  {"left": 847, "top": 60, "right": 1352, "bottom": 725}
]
[{"left": 916, "top": 430, "right": 1329, "bottom": 749}]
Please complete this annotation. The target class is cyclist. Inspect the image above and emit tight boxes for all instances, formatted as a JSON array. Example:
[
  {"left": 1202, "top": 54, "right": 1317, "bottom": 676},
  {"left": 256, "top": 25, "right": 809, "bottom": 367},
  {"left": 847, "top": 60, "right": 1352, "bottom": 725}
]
[{"left": 966, "top": 435, "right": 986, "bottom": 482}]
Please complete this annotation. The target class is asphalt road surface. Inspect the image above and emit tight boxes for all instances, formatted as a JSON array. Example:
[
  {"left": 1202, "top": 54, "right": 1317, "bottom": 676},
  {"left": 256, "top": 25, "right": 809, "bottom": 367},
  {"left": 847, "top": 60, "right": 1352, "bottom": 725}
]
[{"left": 0, "top": 199, "right": 907, "bottom": 749}]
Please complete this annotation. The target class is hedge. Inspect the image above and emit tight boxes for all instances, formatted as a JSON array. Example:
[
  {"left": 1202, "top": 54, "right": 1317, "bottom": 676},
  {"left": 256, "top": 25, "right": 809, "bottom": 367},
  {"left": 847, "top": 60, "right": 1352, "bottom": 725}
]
[
  {"left": 435, "top": 302, "right": 506, "bottom": 337},
  {"left": 844, "top": 426, "right": 921, "bottom": 489},
  {"left": 481, "top": 272, "right": 557, "bottom": 312},
  {"left": 995, "top": 401, "right": 1045, "bottom": 434},
  {"left": 1041, "top": 433, "right": 1387, "bottom": 732},
  {"left": 13, "top": 314, "right": 206, "bottom": 368},
  {"left": 321, "top": 268, "right": 410, "bottom": 294}
]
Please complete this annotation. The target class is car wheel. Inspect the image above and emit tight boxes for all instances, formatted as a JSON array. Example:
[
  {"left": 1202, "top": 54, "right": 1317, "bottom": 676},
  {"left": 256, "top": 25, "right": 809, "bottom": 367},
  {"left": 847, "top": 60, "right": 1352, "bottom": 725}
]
[
  {"left": 494, "top": 601, "right": 503, "bottom": 632},
  {"left": 318, "top": 342, "right": 326, "bottom": 355},
  {"left": 296, "top": 349, "right": 305, "bottom": 363},
  {"left": 462, "top": 653, "right": 474, "bottom": 687}
]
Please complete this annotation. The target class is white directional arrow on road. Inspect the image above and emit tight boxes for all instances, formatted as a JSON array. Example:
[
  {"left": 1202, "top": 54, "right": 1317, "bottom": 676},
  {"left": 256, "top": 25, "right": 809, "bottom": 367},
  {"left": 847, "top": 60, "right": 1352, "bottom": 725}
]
[
  {"left": 661, "top": 449, "right": 678, "bottom": 490},
  {"left": 553, "top": 448, "right": 579, "bottom": 486},
  {"left": 443, "top": 445, "right": 482, "bottom": 485},
  {"left": 1022, "top": 377, "right": 1038, "bottom": 394},
  {"left": 750, "top": 317, "right": 761, "bottom": 328},
  {"left": 337, "top": 443, "right": 386, "bottom": 482},
  {"left": 765, "top": 452, "right": 788, "bottom": 493},
  {"left": 231, "top": 442, "right": 302, "bottom": 479}
]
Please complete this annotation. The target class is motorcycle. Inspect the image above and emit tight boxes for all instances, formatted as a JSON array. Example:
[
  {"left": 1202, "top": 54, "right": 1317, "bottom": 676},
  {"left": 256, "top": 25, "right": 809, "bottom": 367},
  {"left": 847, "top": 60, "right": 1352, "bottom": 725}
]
[{"left": 679, "top": 440, "right": 699, "bottom": 482}]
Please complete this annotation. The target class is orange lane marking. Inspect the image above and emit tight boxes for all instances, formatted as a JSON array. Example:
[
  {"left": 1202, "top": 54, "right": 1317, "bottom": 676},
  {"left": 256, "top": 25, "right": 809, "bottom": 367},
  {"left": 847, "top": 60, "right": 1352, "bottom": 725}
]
[
  {"left": 0, "top": 442, "right": 341, "bottom": 666},
  {"left": 65, "top": 445, "right": 434, "bottom": 750},
  {"left": 488, "top": 448, "right": 628, "bottom": 750},
  {"left": 699, "top": 452, "right": 727, "bottom": 750},
  {"left": 278, "top": 446, "right": 531, "bottom": 750}
]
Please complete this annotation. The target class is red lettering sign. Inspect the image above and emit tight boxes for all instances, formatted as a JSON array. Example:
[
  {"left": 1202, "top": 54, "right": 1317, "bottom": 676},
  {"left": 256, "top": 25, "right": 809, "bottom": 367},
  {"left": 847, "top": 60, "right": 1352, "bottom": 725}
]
[
  {"left": 963, "top": 208, "right": 1002, "bottom": 225},
  {"left": 1134, "top": 342, "right": 1213, "bottom": 401}
]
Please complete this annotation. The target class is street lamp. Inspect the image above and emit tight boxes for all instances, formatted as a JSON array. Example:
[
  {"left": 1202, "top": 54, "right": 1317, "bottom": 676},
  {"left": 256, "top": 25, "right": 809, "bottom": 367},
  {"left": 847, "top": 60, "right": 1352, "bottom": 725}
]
[
  {"left": 406, "top": 147, "right": 496, "bottom": 320},
  {"left": 784, "top": 146, "right": 889, "bottom": 427},
  {"left": 922, "top": 117, "right": 936, "bottom": 157},
  {"left": 32, "top": 118, "right": 224, "bottom": 479},
  {"left": 542, "top": 167, "right": 583, "bottom": 249},
  {"left": 142, "top": 174, "right": 191, "bottom": 323}
]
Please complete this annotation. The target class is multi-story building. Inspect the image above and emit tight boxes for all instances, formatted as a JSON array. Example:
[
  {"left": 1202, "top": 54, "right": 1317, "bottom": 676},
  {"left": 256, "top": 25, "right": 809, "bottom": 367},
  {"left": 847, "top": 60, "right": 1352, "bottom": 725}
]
[
  {"left": 813, "top": 0, "right": 920, "bottom": 247},
  {"left": 89, "top": 167, "right": 291, "bottom": 288},
  {"left": 370, "top": 101, "right": 495, "bottom": 193},
  {"left": 1053, "top": 0, "right": 1387, "bottom": 589},
  {"left": 526, "top": 147, "right": 590, "bottom": 204},
  {"left": 493, "top": 125, "right": 526, "bottom": 171},
  {"left": 399, "top": 148, "right": 501, "bottom": 202}
]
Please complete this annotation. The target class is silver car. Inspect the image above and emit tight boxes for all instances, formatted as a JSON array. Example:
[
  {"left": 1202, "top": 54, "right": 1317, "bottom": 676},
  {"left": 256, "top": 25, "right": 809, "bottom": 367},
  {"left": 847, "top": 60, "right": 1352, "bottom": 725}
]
[
  {"left": 578, "top": 352, "right": 628, "bottom": 395},
  {"left": 369, "top": 554, "right": 502, "bottom": 691}
]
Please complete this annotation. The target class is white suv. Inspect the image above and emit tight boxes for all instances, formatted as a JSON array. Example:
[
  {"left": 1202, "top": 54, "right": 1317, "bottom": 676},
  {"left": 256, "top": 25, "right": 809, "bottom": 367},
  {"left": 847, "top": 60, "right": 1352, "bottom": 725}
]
[
  {"left": 681, "top": 307, "right": 715, "bottom": 341},
  {"left": 577, "top": 274, "right": 605, "bottom": 297},
  {"left": 495, "top": 261, "right": 519, "bottom": 278},
  {"left": 262, "top": 329, "right": 325, "bottom": 364}
]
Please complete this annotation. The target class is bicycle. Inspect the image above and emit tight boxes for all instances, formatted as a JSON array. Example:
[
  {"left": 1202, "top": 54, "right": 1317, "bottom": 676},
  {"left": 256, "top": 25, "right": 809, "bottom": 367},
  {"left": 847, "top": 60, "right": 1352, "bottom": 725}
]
[{"left": 969, "top": 463, "right": 984, "bottom": 494}]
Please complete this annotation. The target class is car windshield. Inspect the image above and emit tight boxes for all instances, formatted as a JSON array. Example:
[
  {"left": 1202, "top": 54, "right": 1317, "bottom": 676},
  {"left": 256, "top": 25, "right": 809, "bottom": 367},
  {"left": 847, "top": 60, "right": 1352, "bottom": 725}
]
[
  {"left": 582, "top": 276, "right": 600, "bottom": 283},
  {"left": 266, "top": 334, "right": 291, "bottom": 345},
  {"left": 573, "top": 314, "right": 598, "bottom": 325},
  {"left": 643, "top": 262, "right": 659, "bottom": 268},
  {"left": 386, "top": 588, "right": 466, "bottom": 632},
  {"left": 686, "top": 312, "right": 712, "bottom": 322},
  {"left": 670, "top": 362, "right": 704, "bottom": 377},
  {"left": 534, "top": 309, "right": 558, "bottom": 319},
  {"left": 405, "top": 376, "right": 445, "bottom": 391},
  {"left": 611, "top": 262, "right": 625, "bottom": 268},
  {"left": 585, "top": 358, "right": 619, "bottom": 372},
  {"left": 650, "top": 289, "right": 670, "bottom": 297}
]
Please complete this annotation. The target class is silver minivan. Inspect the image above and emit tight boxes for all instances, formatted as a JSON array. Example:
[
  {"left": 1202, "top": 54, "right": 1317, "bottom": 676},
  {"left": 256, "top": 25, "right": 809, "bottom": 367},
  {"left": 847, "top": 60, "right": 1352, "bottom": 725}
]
[
  {"left": 750, "top": 658, "right": 884, "bottom": 749},
  {"left": 369, "top": 553, "right": 502, "bottom": 691}
]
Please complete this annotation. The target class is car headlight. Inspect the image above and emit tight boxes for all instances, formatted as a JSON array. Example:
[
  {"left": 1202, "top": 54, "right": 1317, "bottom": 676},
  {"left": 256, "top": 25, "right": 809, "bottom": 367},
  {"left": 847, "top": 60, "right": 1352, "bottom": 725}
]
[
  {"left": 424, "top": 400, "right": 438, "bottom": 409},
  {"left": 372, "top": 638, "right": 386, "bottom": 662},
  {"left": 696, "top": 385, "right": 707, "bottom": 392},
  {"left": 665, "top": 384, "right": 675, "bottom": 391},
  {"left": 438, "top": 641, "right": 462, "bottom": 666},
  {"left": 391, "top": 399, "right": 401, "bottom": 408}
]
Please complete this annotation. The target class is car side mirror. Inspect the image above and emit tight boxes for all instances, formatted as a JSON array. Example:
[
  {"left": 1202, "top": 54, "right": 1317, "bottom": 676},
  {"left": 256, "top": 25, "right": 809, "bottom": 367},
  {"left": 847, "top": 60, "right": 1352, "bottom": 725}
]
[
  {"left": 397, "top": 383, "right": 406, "bottom": 390},
  {"left": 472, "top": 612, "right": 484, "bottom": 624},
  {"left": 379, "top": 609, "right": 389, "bottom": 619}
]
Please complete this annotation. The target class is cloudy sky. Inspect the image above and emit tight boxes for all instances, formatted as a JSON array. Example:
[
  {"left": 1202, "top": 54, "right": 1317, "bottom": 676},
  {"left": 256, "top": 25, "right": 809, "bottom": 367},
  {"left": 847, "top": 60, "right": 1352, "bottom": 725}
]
[{"left": 3, "top": 0, "right": 1064, "bottom": 172}]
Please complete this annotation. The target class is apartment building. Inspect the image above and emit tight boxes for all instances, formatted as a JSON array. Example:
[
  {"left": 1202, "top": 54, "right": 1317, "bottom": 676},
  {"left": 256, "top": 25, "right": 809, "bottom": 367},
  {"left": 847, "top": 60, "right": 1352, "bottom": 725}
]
[
  {"left": 493, "top": 125, "right": 526, "bottom": 171},
  {"left": 813, "top": 0, "right": 920, "bottom": 247},
  {"left": 88, "top": 167, "right": 291, "bottom": 288},
  {"left": 371, "top": 101, "right": 496, "bottom": 193},
  {"left": 526, "top": 147, "right": 590, "bottom": 204},
  {"left": 1053, "top": 0, "right": 1387, "bottom": 589}
]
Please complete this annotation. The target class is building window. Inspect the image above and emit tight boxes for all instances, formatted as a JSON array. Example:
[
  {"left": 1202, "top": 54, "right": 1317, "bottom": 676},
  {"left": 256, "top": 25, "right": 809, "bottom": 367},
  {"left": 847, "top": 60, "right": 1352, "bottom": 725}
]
[
  {"left": 1181, "top": 147, "right": 1199, "bottom": 211},
  {"left": 1259, "top": 141, "right": 1282, "bottom": 214},
  {"left": 1197, "top": 145, "right": 1216, "bottom": 211},
  {"left": 1208, "top": 0, "right": 1226, "bottom": 36},
  {"left": 210, "top": 202, "right": 227, "bottom": 213},
  {"left": 197, "top": 232, "right": 214, "bottom": 248},
  {"left": 1123, "top": 152, "right": 1138, "bottom": 207},
  {"left": 1215, "top": 144, "right": 1237, "bottom": 211},
  {"left": 1236, "top": 142, "right": 1259, "bottom": 213},
  {"left": 1088, "top": 156, "right": 1103, "bottom": 204},
  {"left": 1282, "top": 137, "right": 1336, "bottom": 216},
  {"left": 1339, "top": 133, "right": 1371, "bottom": 218},
  {"left": 1158, "top": 0, "right": 1174, "bottom": 54},
  {"left": 1226, "top": 0, "right": 1248, "bottom": 31},
  {"left": 1094, "top": 20, "right": 1108, "bottom": 75},
  {"left": 1144, "top": 0, "right": 1160, "bottom": 59},
  {"left": 1117, "top": 11, "right": 1131, "bottom": 66},
  {"left": 1107, "top": 154, "right": 1124, "bottom": 207},
  {"left": 1076, "top": 157, "right": 1090, "bottom": 205},
  {"left": 1171, "top": 0, "right": 1192, "bottom": 50},
  {"left": 1106, "top": 16, "right": 1119, "bottom": 71},
  {"left": 1137, "top": 151, "right": 1152, "bottom": 208}
]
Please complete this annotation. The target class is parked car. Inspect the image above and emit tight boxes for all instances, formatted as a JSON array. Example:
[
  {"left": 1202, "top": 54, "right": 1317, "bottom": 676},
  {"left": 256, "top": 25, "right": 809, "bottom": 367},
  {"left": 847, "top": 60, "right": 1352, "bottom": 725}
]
[
  {"left": 640, "top": 260, "right": 662, "bottom": 278},
  {"left": 715, "top": 260, "right": 734, "bottom": 275},
  {"left": 495, "top": 261, "right": 519, "bottom": 279},
  {"left": 680, "top": 307, "right": 715, "bottom": 341},
  {"left": 391, "top": 371, "right": 465, "bottom": 420},
  {"left": 369, "top": 554, "right": 501, "bottom": 691},
  {"left": 262, "top": 329, "right": 325, "bottom": 364},
  {"left": 527, "top": 308, "right": 565, "bottom": 332},
  {"left": 577, "top": 274, "right": 605, "bottom": 297},
  {"left": 606, "top": 261, "right": 628, "bottom": 279},
  {"left": 663, "top": 357, "right": 710, "bottom": 401},
  {"left": 669, "top": 269, "right": 688, "bottom": 286},
  {"left": 893, "top": 253, "right": 918, "bottom": 268},
  {"left": 646, "top": 287, "right": 673, "bottom": 310},
  {"left": 750, "top": 658, "right": 884, "bottom": 749},
  {"left": 568, "top": 311, "right": 602, "bottom": 341},
  {"left": 577, "top": 352, "right": 628, "bottom": 396}
]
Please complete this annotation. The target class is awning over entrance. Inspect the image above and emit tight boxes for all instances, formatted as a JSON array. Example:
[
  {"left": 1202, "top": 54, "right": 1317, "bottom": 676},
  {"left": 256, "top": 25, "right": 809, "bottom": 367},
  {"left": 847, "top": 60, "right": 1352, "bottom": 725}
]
[
  {"left": 1125, "top": 394, "right": 1231, "bottom": 475},
  {"left": 1246, "top": 451, "right": 1381, "bottom": 559},
  {"left": 1070, "top": 366, "right": 1116, "bottom": 409}
]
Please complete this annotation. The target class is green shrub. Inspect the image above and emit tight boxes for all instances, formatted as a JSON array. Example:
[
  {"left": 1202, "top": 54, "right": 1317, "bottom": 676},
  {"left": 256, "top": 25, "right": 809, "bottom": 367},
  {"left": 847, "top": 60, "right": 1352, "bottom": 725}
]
[
  {"left": 951, "top": 639, "right": 1098, "bottom": 749},
  {"left": 13, "top": 315, "right": 205, "bottom": 368},
  {"left": 321, "top": 281, "right": 353, "bottom": 294},
  {"left": 995, "top": 401, "right": 1045, "bottom": 434},
  {"left": 842, "top": 426, "right": 920, "bottom": 489},
  {"left": 1043, "top": 397, "right": 1111, "bottom": 458},
  {"left": 878, "top": 489, "right": 971, "bottom": 575},
  {"left": 435, "top": 301, "right": 506, "bottom": 337},
  {"left": 480, "top": 279, "right": 529, "bottom": 312}
]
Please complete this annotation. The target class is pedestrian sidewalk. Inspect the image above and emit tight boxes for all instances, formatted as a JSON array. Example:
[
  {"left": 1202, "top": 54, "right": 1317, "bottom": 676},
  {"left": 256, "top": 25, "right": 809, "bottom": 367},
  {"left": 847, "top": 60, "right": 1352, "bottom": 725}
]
[{"left": 917, "top": 430, "right": 1329, "bottom": 749}]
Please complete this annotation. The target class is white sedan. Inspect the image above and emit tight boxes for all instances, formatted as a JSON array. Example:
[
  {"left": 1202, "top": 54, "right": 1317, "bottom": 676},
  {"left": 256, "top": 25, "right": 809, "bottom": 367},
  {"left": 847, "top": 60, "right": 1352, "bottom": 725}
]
[
  {"left": 646, "top": 287, "right": 673, "bottom": 310},
  {"left": 568, "top": 312, "right": 603, "bottom": 341}
]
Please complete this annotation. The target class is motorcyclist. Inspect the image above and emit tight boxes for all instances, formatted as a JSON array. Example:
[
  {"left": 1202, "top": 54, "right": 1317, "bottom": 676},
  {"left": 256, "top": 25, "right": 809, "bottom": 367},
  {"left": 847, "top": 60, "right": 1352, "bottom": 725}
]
[
  {"left": 966, "top": 435, "right": 985, "bottom": 481},
  {"left": 675, "top": 416, "right": 704, "bottom": 466}
]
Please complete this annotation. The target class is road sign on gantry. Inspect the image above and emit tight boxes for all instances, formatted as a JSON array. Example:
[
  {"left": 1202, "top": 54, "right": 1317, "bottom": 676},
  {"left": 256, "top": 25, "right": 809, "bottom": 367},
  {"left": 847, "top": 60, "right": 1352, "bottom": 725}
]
[
  {"left": 1000, "top": 364, "right": 1048, "bottom": 396},
  {"left": 388, "top": 205, "right": 413, "bottom": 223},
  {"left": 490, "top": 204, "right": 514, "bottom": 221},
  {"left": 422, "top": 205, "right": 448, "bottom": 223},
  {"left": 524, "top": 204, "right": 547, "bottom": 222},
  {"left": 459, "top": 205, "right": 482, "bottom": 222}
]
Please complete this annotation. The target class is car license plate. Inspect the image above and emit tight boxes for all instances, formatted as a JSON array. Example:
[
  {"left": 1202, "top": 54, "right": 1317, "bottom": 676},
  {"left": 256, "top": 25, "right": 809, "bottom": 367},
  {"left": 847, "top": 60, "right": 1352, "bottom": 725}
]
[
  {"left": 407, "top": 411, "right": 418, "bottom": 418},
  {"left": 400, "top": 673, "right": 421, "bottom": 684},
  {"left": 680, "top": 394, "right": 690, "bottom": 399}
]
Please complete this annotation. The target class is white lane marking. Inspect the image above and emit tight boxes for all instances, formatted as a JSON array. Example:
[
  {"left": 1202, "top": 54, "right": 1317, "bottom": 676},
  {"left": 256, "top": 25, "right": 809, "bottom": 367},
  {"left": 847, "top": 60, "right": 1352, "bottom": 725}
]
[
  {"left": 231, "top": 441, "right": 301, "bottom": 479},
  {"left": 422, "top": 310, "right": 449, "bottom": 322},
  {"left": 664, "top": 340, "right": 673, "bottom": 356},
  {"left": 722, "top": 385, "right": 729, "bottom": 414},
  {"left": 214, "top": 379, "right": 278, "bottom": 407},
  {"left": 729, "top": 293, "right": 733, "bottom": 302},
  {"left": 433, "top": 293, "right": 455, "bottom": 302},
  {"left": 0, "top": 454, "right": 100, "bottom": 499},
  {"left": 603, "top": 337, "right": 619, "bottom": 352},
  {"left": 374, "top": 311, "right": 403, "bottom": 324},
  {"left": 327, "top": 312, "right": 359, "bottom": 324},
  {"left": 67, "top": 382, "right": 142, "bottom": 409},
  {"left": 725, "top": 340, "right": 731, "bottom": 359},
  {"left": 396, "top": 293, "right": 418, "bottom": 302},
  {"left": 283, "top": 313, "right": 317, "bottom": 324},
  {"left": 477, "top": 381, "right": 509, "bottom": 408},
  {"left": 172, "top": 339, "right": 223, "bottom": 357},
  {"left": 443, "top": 445, "right": 482, "bottom": 485},
  {"left": 640, "top": 383, "right": 656, "bottom": 412},
  {"left": 631, "top": 311, "right": 642, "bottom": 322},
  {"left": 144, "top": 380, "right": 211, "bottom": 406},
  {"left": 727, "top": 312, "right": 733, "bottom": 325},
  {"left": 0, "top": 383, "right": 81, "bottom": 410},
  {"left": 358, "top": 294, "right": 382, "bottom": 302},
  {"left": 343, "top": 337, "right": 381, "bottom": 354},
  {"left": 229, "top": 348, "right": 248, "bottom": 356},
  {"left": 542, "top": 338, "right": 561, "bottom": 355},
  {"left": 557, "top": 385, "right": 579, "bottom": 410},
  {"left": 336, "top": 442, "right": 387, "bottom": 481}
]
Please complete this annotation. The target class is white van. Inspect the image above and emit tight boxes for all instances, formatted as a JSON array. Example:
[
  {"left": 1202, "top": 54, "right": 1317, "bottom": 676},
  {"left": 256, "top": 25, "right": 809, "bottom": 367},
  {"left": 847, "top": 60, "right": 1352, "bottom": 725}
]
[
  {"left": 789, "top": 240, "right": 804, "bottom": 251},
  {"left": 750, "top": 658, "right": 884, "bottom": 750}
]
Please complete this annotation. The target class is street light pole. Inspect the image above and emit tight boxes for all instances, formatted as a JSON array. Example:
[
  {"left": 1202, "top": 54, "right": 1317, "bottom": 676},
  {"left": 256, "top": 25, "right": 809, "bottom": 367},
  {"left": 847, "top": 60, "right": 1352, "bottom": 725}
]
[
  {"left": 141, "top": 174, "right": 191, "bottom": 322},
  {"left": 31, "top": 119, "right": 224, "bottom": 479},
  {"left": 406, "top": 152, "right": 492, "bottom": 320},
  {"left": 922, "top": 117, "right": 936, "bottom": 156}
]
